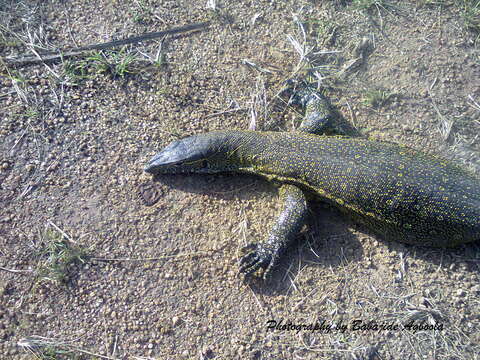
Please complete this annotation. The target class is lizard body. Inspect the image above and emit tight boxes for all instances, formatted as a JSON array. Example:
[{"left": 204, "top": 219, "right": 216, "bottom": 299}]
[{"left": 145, "top": 85, "right": 480, "bottom": 278}]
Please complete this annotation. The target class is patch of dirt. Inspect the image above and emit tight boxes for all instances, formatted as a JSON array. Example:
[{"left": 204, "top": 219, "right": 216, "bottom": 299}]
[{"left": 1, "top": 0, "right": 479, "bottom": 359}]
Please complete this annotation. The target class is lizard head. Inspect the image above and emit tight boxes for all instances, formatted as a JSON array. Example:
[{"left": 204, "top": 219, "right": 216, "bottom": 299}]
[{"left": 144, "top": 133, "right": 234, "bottom": 174}]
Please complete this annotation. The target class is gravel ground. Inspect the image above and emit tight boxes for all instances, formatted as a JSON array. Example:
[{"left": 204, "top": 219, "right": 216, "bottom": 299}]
[{"left": 1, "top": 0, "right": 479, "bottom": 359}]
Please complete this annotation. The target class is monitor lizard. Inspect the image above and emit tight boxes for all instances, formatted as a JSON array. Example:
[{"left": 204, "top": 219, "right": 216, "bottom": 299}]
[{"left": 144, "top": 83, "right": 480, "bottom": 279}]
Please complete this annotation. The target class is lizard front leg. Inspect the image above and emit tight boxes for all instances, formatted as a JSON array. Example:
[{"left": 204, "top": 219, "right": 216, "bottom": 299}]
[{"left": 239, "top": 184, "right": 308, "bottom": 279}]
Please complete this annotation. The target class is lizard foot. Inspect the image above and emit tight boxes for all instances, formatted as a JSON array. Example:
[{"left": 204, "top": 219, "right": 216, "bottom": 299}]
[
  {"left": 238, "top": 243, "right": 279, "bottom": 280},
  {"left": 280, "top": 78, "right": 321, "bottom": 107}
]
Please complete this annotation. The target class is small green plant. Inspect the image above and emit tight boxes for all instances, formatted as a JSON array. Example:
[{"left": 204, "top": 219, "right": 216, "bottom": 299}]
[
  {"left": 83, "top": 49, "right": 137, "bottom": 77},
  {"left": 35, "top": 229, "right": 88, "bottom": 286},
  {"left": 24, "top": 107, "right": 40, "bottom": 119},
  {"left": 84, "top": 52, "right": 111, "bottom": 74},
  {"left": 36, "top": 346, "right": 71, "bottom": 360},
  {"left": 362, "top": 88, "right": 395, "bottom": 108},
  {"left": 63, "top": 54, "right": 107, "bottom": 83},
  {"left": 6, "top": 70, "right": 27, "bottom": 84},
  {"left": 462, "top": 0, "right": 480, "bottom": 33},
  {"left": 63, "top": 49, "right": 140, "bottom": 82},
  {"left": 108, "top": 50, "right": 138, "bottom": 77},
  {"left": 63, "top": 59, "right": 89, "bottom": 83}
]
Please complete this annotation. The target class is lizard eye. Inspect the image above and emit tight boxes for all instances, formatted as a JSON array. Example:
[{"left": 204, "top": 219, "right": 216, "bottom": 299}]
[{"left": 202, "top": 160, "right": 209, "bottom": 168}]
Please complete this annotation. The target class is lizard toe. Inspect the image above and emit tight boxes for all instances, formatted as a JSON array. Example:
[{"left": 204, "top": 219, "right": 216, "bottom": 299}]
[
  {"left": 238, "top": 254, "right": 261, "bottom": 274},
  {"left": 240, "top": 242, "right": 258, "bottom": 253},
  {"left": 238, "top": 247, "right": 273, "bottom": 277}
]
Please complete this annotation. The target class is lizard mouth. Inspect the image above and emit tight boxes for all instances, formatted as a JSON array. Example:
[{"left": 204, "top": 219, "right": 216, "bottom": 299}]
[
  {"left": 144, "top": 153, "right": 181, "bottom": 173},
  {"left": 144, "top": 156, "right": 209, "bottom": 174}
]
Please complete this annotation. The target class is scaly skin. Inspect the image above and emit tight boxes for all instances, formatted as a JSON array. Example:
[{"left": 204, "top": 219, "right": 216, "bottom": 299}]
[{"left": 145, "top": 84, "right": 480, "bottom": 279}]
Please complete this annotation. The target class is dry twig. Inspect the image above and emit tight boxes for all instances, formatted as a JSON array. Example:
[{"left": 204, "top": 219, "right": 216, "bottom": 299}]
[{"left": 3, "top": 22, "right": 210, "bottom": 67}]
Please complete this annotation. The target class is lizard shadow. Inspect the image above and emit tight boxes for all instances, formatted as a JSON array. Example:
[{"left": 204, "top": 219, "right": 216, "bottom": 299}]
[
  {"left": 149, "top": 173, "right": 480, "bottom": 296},
  {"left": 255, "top": 205, "right": 480, "bottom": 296},
  {"left": 149, "top": 173, "right": 365, "bottom": 294},
  {"left": 244, "top": 201, "right": 366, "bottom": 296}
]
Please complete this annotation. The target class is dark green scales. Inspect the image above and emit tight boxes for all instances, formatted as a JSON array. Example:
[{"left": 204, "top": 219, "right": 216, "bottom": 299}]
[{"left": 145, "top": 85, "right": 480, "bottom": 279}]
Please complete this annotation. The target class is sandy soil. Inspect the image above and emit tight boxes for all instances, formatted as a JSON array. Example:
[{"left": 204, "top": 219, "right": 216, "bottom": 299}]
[{"left": 1, "top": 0, "right": 479, "bottom": 359}]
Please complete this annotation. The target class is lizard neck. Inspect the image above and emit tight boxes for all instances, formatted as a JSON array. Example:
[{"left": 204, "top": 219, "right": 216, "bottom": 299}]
[{"left": 204, "top": 130, "right": 271, "bottom": 171}]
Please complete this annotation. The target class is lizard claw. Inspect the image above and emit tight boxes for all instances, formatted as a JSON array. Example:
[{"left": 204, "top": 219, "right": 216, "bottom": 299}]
[
  {"left": 240, "top": 242, "right": 258, "bottom": 252},
  {"left": 238, "top": 243, "right": 277, "bottom": 280},
  {"left": 280, "top": 78, "right": 320, "bottom": 108}
]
